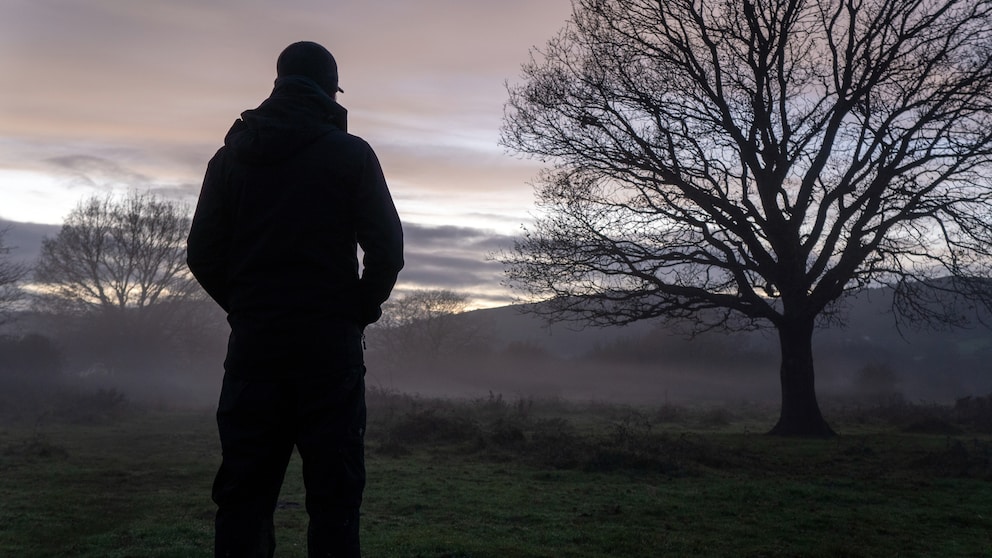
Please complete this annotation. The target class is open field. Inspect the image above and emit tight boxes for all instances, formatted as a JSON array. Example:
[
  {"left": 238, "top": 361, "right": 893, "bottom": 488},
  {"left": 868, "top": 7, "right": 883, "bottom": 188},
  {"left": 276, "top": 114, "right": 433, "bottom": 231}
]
[{"left": 1, "top": 393, "right": 991, "bottom": 557}]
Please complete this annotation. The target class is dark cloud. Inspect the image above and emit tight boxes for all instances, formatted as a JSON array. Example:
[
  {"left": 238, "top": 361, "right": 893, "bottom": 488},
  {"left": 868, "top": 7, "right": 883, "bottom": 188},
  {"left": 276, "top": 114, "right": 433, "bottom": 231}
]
[
  {"left": 44, "top": 155, "right": 151, "bottom": 190},
  {"left": 0, "top": 219, "right": 60, "bottom": 264},
  {"left": 396, "top": 223, "right": 519, "bottom": 303},
  {"left": 401, "top": 251, "right": 499, "bottom": 285},
  {"left": 404, "top": 223, "right": 514, "bottom": 252},
  {"left": 398, "top": 264, "right": 498, "bottom": 290}
]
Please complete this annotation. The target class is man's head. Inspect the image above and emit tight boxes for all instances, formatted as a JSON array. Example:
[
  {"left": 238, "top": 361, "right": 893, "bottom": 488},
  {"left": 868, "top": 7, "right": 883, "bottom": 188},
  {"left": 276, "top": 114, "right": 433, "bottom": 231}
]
[{"left": 276, "top": 41, "right": 343, "bottom": 96}]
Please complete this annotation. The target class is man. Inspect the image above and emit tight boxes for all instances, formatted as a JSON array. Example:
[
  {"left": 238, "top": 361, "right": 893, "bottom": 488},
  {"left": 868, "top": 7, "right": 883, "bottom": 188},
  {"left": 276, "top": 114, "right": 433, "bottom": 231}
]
[{"left": 187, "top": 41, "right": 404, "bottom": 558}]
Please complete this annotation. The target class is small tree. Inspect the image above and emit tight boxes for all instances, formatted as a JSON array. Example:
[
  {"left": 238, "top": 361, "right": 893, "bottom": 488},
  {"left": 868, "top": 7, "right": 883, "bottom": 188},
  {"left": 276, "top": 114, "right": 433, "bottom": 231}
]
[
  {"left": 34, "top": 191, "right": 200, "bottom": 375},
  {"left": 0, "top": 226, "right": 29, "bottom": 326},
  {"left": 500, "top": 0, "right": 992, "bottom": 436},
  {"left": 35, "top": 191, "right": 196, "bottom": 323}
]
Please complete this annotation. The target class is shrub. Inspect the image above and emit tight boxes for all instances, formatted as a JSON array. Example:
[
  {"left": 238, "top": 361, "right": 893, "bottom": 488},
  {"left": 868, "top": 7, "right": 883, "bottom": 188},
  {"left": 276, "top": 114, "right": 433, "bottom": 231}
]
[
  {"left": 1, "top": 433, "right": 68, "bottom": 463},
  {"left": 954, "top": 394, "right": 992, "bottom": 433},
  {"left": 48, "top": 388, "right": 130, "bottom": 424},
  {"left": 383, "top": 408, "right": 481, "bottom": 446},
  {"left": 487, "top": 417, "right": 527, "bottom": 450},
  {"left": 527, "top": 418, "right": 585, "bottom": 469},
  {"left": 654, "top": 403, "right": 687, "bottom": 424},
  {"left": 697, "top": 407, "right": 734, "bottom": 428}
]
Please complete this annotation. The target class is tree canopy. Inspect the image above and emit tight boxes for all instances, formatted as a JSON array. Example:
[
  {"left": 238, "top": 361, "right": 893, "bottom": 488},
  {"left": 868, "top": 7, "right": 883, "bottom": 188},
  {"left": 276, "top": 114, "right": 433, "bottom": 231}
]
[
  {"left": 500, "top": 0, "right": 992, "bottom": 435},
  {"left": 34, "top": 191, "right": 197, "bottom": 323}
]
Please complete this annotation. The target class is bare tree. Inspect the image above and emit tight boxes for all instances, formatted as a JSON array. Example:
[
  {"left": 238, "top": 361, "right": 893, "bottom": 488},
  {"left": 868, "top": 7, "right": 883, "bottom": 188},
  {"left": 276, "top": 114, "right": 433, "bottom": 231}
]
[
  {"left": 0, "top": 226, "right": 29, "bottom": 325},
  {"left": 34, "top": 191, "right": 197, "bottom": 329},
  {"left": 500, "top": 0, "right": 992, "bottom": 436}
]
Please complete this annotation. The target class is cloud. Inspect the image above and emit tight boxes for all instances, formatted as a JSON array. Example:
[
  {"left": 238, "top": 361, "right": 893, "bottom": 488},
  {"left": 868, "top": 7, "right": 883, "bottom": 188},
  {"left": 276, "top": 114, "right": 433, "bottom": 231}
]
[
  {"left": 0, "top": 219, "right": 60, "bottom": 265},
  {"left": 0, "top": 0, "right": 570, "bottom": 295},
  {"left": 396, "top": 223, "right": 519, "bottom": 305},
  {"left": 1, "top": 0, "right": 572, "bottom": 147},
  {"left": 0, "top": 217, "right": 521, "bottom": 307},
  {"left": 44, "top": 155, "right": 151, "bottom": 190},
  {"left": 377, "top": 142, "right": 540, "bottom": 188},
  {"left": 404, "top": 223, "right": 513, "bottom": 252}
]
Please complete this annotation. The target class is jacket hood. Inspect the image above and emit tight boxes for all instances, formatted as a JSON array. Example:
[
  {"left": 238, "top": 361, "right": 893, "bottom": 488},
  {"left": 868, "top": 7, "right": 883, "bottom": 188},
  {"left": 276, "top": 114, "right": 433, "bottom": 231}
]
[{"left": 223, "top": 76, "right": 348, "bottom": 164}]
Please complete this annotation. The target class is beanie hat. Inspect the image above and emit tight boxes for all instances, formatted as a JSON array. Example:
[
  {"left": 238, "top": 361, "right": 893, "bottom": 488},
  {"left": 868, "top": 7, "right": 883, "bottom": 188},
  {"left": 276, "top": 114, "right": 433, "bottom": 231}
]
[{"left": 276, "top": 41, "right": 343, "bottom": 94}]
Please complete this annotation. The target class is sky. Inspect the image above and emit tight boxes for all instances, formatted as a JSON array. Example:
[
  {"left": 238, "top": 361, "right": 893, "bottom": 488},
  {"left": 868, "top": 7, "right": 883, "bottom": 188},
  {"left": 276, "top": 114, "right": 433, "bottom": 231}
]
[{"left": 0, "top": 0, "right": 575, "bottom": 308}]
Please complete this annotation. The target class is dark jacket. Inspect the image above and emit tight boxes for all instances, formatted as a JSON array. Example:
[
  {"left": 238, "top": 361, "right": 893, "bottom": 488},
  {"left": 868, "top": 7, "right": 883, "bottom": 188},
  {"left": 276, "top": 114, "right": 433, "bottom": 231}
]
[{"left": 187, "top": 76, "right": 403, "bottom": 369}]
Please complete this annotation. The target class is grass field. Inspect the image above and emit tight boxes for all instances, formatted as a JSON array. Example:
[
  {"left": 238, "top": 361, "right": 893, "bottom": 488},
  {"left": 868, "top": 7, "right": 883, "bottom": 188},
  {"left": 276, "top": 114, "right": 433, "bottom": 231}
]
[{"left": 1, "top": 392, "right": 991, "bottom": 557}]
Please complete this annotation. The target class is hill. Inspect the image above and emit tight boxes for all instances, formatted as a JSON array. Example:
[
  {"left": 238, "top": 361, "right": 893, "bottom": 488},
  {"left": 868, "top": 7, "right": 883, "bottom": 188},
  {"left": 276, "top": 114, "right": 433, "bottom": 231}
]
[
  {"left": 3, "top": 275, "right": 989, "bottom": 408},
  {"left": 366, "top": 288, "right": 992, "bottom": 405}
]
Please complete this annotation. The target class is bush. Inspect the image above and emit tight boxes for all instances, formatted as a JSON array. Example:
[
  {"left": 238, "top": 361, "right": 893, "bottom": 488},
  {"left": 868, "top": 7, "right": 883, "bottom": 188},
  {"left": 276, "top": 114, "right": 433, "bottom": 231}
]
[
  {"left": 487, "top": 417, "right": 527, "bottom": 450},
  {"left": 954, "top": 394, "right": 992, "bottom": 433},
  {"left": 47, "top": 388, "right": 130, "bottom": 424},
  {"left": 697, "top": 407, "right": 734, "bottom": 428},
  {"left": 654, "top": 403, "right": 687, "bottom": 424},
  {"left": 527, "top": 418, "right": 585, "bottom": 469},
  {"left": 360, "top": 393, "right": 990, "bottom": 478},
  {"left": 1, "top": 433, "right": 68, "bottom": 463},
  {"left": 382, "top": 408, "right": 481, "bottom": 446}
]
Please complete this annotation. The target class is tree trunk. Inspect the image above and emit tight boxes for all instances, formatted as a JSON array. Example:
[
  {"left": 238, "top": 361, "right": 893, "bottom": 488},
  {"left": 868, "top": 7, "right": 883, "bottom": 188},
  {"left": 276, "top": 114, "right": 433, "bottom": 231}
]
[{"left": 768, "top": 319, "right": 836, "bottom": 437}]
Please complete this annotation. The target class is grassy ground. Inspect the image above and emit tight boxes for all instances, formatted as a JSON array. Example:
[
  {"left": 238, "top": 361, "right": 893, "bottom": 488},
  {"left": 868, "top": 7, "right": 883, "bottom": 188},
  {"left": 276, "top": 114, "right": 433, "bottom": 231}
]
[{"left": 1, "top": 395, "right": 990, "bottom": 557}]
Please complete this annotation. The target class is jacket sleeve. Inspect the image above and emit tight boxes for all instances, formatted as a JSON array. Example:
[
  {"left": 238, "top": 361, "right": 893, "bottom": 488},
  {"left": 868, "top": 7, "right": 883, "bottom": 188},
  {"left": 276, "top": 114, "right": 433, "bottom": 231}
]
[
  {"left": 354, "top": 146, "right": 404, "bottom": 326},
  {"left": 186, "top": 150, "right": 233, "bottom": 312}
]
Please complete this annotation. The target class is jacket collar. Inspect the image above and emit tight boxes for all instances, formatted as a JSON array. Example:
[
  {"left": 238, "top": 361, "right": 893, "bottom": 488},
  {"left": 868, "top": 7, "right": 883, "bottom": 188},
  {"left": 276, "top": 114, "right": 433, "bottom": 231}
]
[{"left": 266, "top": 75, "right": 348, "bottom": 132}]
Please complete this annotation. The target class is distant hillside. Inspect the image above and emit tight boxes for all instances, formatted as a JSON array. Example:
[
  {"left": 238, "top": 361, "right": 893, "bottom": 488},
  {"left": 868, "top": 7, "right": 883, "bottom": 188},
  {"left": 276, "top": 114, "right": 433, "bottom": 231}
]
[
  {"left": 4, "top": 268, "right": 989, "bottom": 406},
  {"left": 376, "top": 288, "right": 992, "bottom": 404}
]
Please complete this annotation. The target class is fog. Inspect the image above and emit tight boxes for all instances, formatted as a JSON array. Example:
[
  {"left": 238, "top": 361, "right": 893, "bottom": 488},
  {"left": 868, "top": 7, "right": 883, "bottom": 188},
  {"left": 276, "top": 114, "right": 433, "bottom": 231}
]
[
  {"left": 2, "top": 285, "right": 990, "bottom": 424},
  {"left": 361, "top": 303, "right": 992, "bottom": 407}
]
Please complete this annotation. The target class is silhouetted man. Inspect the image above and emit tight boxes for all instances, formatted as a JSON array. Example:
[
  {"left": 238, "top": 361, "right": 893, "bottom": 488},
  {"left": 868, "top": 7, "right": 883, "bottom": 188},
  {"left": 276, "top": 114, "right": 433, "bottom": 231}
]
[{"left": 187, "top": 41, "right": 403, "bottom": 558}]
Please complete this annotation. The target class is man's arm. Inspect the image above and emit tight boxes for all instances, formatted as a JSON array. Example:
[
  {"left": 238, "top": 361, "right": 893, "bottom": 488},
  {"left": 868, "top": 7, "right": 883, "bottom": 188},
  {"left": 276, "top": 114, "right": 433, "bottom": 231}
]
[
  {"left": 187, "top": 151, "right": 233, "bottom": 312},
  {"left": 354, "top": 146, "right": 404, "bottom": 326}
]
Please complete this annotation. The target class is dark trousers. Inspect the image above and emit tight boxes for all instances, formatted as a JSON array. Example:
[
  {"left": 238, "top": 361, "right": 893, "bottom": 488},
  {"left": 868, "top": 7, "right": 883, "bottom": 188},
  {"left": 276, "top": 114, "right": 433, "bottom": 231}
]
[{"left": 212, "top": 364, "right": 367, "bottom": 558}]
